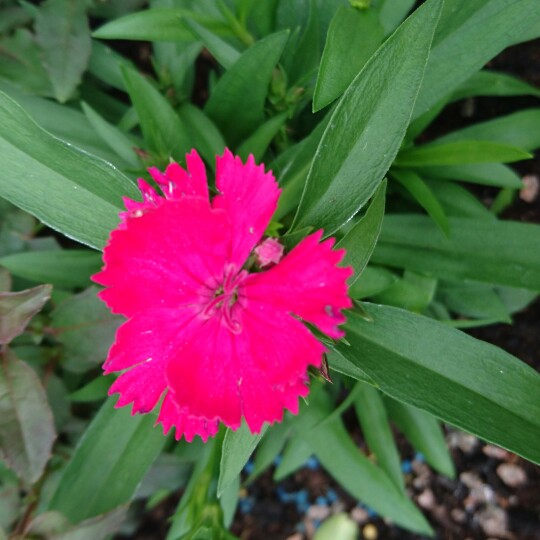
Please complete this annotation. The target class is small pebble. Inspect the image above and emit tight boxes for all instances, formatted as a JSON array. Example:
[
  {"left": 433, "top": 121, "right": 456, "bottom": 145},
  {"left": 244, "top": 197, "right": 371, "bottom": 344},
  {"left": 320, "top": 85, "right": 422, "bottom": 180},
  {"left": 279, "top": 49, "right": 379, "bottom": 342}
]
[
  {"left": 417, "top": 488, "right": 436, "bottom": 510},
  {"left": 363, "top": 523, "right": 378, "bottom": 540},
  {"left": 451, "top": 508, "right": 466, "bottom": 523},
  {"left": 414, "top": 452, "right": 425, "bottom": 463},
  {"left": 315, "top": 496, "right": 327, "bottom": 507},
  {"left": 350, "top": 506, "right": 369, "bottom": 524},
  {"left": 449, "top": 432, "right": 478, "bottom": 453},
  {"left": 305, "top": 456, "right": 319, "bottom": 470},
  {"left": 520, "top": 174, "right": 540, "bottom": 202},
  {"left": 482, "top": 445, "right": 509, "bottom": 460},
  {"left": 477, "top": 506, "right": 508, "bottom": 537},
  {"left": 286, "top": 534, "right": 303, "bottom": 540},
  {"left": 496, "top": 463, "right": 527, "bottom": 487},
  {"left": 308, "top": 504, "right": 331, "bottom": 521}
]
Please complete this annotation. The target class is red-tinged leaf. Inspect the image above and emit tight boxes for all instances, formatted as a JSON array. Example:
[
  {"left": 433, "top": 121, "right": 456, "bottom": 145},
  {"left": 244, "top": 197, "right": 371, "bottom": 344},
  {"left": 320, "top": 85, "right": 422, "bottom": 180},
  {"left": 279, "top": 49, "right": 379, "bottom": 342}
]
[
  {"left": 0, "top": 350, "right": 56, "bottom": 485},
  {"left": 0, "top": 284, "right": 52, "bottom": 344}
]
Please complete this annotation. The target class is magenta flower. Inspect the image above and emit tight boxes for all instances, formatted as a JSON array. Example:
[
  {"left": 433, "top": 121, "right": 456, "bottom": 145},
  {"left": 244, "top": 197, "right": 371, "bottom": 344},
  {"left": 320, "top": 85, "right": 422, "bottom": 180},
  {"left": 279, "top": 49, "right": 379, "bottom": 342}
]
[{"left": 93, "top": 149, "right": 352, "bottom": 442}]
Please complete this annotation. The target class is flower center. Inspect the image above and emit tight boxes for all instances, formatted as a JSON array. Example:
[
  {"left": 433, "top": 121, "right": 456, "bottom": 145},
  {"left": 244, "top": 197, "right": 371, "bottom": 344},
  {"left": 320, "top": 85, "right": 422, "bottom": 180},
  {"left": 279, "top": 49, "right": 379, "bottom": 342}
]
[{"left": 200, "top": 265, "right": 247, "bottom": 334}]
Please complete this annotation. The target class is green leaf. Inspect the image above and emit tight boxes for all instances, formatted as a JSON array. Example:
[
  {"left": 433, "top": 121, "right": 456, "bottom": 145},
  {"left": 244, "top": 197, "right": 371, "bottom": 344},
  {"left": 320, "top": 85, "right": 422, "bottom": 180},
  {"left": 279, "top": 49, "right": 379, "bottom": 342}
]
[
  {"left": 81, "top": 102, "right": 140, "bottom": 168},
  {"left": 177, "top": 104, "right": 226, "bottom": 169},
  {"left": 373, "top": 215, "right": 540, "bottom": 291},
  {"left": 205, "top": 31, "right": 289, "bottom": 148},
  {"left": 0, "top": 29, "right": 53, "bottom": 97},
  {"left": 182, "top": 18, "right": 241, "bottom": 69},
  {"left": 0, "top": 92, "right": 137, "bottom": 250},
  {"left": 349, "top": 266, "right": 397, "bottom": 299},
  {"left": 334, "top": 304, "right": 540, "bottom": 465},
  {"left": 292, "top": 0, "right": 443, "bottom": 235},
  {"left": 51, "top": 287, "right": 121, "bottom": 373},
  {"left": 0, "top": 285, "right": 52, "bottom": 345},
  {"left": 353, "top": 382, "right": 404, "bottom": 492},
  {"left": 27, "top": 508, "right": 127, "bottom": 540},
  {"left": 427, "top": 180, "right": 494, "bottom": 219},
  {"left": 69, "top": 376, "right": 110, "bottom": 403},
  {"left": 236, "top": 112, "right": 288, "bottom": 162},
  {"left": 413, "top": 0, "right": 540, "bottom": 119},
  {"left": 93, "top": 8, "right": 230, "bottom": 41},
  {"left": 314, "top": 6, "right": 383, "bottom": 111},
  {"left": 0, "top": 80, "right": 123, "bottom": 165},
  {"left": 49, "top": 397, "right": 167, "bottom": 522},
  {"left": 337, "top": 180, "right": 386, "bottom": 286},
  {"left": 122, "top": 67, "right": 190, "bottom": 162},
  {"left": 274, "top": 436, "right": 313, "bottom": 481},
  {"left": 372, "top": 271, "right": 437, "bottom": 312},
  {"left": 384, "top": 398, "right": 455, "bottom": 478},
  {"left": 0, "top": 250, "right": 101, "bottom": 289},
  {"left": 374, "top": 0, "right": 416, "bottom": 35},
  {"left": 308, "top": 417, "right": 432, "bottom": 534},
  {"left": 218, "top": 422, "right": 266, "bottom": 497},
  {"left": 88, "top": 41, "right": 136, "bottom": 92},
  {"left": 435, "top": 109, "right": 540, "bottom": 152},
  {"left": 451, "top": 70, "right": 540, "bottom": 101},
  {"left": 248, "top": 421, "right": 290, "bottom": 483},
  {"left": 438, "top": 280, "right": 510, "bottom": 322},
  {"left": 392, "top": 169, "right": 449, "bottom": 235},
  {"left": 0, "top": 350, "right": 56, "bottom": 485},
  {"left": 396, "top": 141, "right": 531, "bottom": 167},
  {"left": 35, "top": 0, "right": 92, "bottom": 103},
  {"left": 421, "top": 163, "right": 523, "bottom": 189},
  {"left": 273, "top": 117, "right": 328, "bottom": 221}
]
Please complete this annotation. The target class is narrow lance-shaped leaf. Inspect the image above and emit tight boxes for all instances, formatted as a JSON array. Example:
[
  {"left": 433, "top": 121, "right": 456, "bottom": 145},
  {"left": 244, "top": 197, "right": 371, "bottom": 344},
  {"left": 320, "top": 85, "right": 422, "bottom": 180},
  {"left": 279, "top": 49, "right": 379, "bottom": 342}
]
[
  {"left": 0, "top": 350, "right": 56, "bottom": 485},
  {"left": 48, "top": 397, "right": 167, "bottom": 523},
  {"left": 353, "top": 382, "right": 404, "bottom": 493},
  {"left": 337, "top": 180, "right": 386, "bottom": 286},
  {"left": 373, "top": 215, "right": 540, "bottom": 291},
  {"left": 218, "top": 422, "right": 267, "bottom": 497},
  {"left": 308, "top": 417, "right": 432, "bottom": 535},
  {"left": 93, "top": 8, "right": 231, "bottom": 41},
  {"left": 396, "top": 141, "right": 531, "bottom": 167},
  {"left": 314, "top": 6, "right": 383, "bottom": 112},
  {"left": 0, "top": 250, "right": 101, "bottom": 289},
  {"left": 384, "top": 398, "right": 455, "bottom": 478},
  {"left": 333, "top": 305, "right": 540, "bottom": 465},
  {"left": 413, "top": 0, "right": 540, "bottom": 119},
  {"left": 204, "top": 31, "right": 289, "bottom": 148},
  {"left": 433, "top": 109, "right": 540, "bottom": 152},
  {"left": 0, "top": 92, "right": 137, "bottom": 250},
  {"left": 35, "top": 0, "right": 92, "bottom": 103},
  {"left": 122, "top": 67, "right": 190, "bottom": 162},
  {"left": 292, "top": 0, "right": 443, "bottom": 235}
]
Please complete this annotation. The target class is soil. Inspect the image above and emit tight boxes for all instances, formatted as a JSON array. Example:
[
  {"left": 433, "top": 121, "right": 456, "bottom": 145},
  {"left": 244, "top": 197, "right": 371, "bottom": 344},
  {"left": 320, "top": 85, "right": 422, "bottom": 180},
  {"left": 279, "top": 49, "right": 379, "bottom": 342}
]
[{"left": 117, "top": 35, "right": 540, "bottom": 540}]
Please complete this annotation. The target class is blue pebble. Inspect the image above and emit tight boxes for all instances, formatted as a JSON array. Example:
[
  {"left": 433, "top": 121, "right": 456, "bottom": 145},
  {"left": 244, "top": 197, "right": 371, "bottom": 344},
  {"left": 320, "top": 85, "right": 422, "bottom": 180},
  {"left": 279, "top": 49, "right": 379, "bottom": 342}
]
[
  {"left": 305, "top": 456, "right": 319, "bottom": 470},
  {"left": 273, "top": 455, "right": 282, "bottom": 466},
  {"left": 315, "top": 496, "right": 327, "bottom": 506},
  {"left": 244, "top": 460, "right": 254, "bottom": 475},
  {"left": 367, "top": 506, "right": 378, "bottom": 518},
  {"left": 326, "top": 489, "right": 338, "bottom": 503},
  {"left": 415, "top": 452, "right": 425, "bottom": 463},
  {"left": 239, "top": 497, "right": 254, "bottom": 514},
  {"left": 296, "top": 489, "right": 309, "bottom": 505},
  {"left": 401, "top": 459, "right": 412, "bottom": 474},
  {"left": 297, "top": 501, "right": 310, "bottom": 514},
  {"left": 312, "top": 519, "right": 322, "bottom": 530}
]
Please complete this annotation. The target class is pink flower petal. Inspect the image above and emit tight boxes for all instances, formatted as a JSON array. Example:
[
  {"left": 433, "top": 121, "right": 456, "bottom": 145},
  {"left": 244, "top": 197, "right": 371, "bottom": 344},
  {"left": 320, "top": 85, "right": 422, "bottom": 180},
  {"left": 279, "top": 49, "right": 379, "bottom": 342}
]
[
  {"left": 244, "top": 231, "right": 353, "bottom": 338},
  {"left": 156, "top": 393, "right": 219, "bottom": 442},
  {"left": 165, "top": 299, "right": 324, "bottom": 434},
  {"left": 92, "top": 197, "right": 231, "bottom": 317},
  {"left": 149, "top": 149, "right": 209, "bottom": 201},
  {"left": 103, "top": 308, "right": 197, "bottom": 374},
  {"left": 213, "top": 150, "right": 280, "bottom": 268}
]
